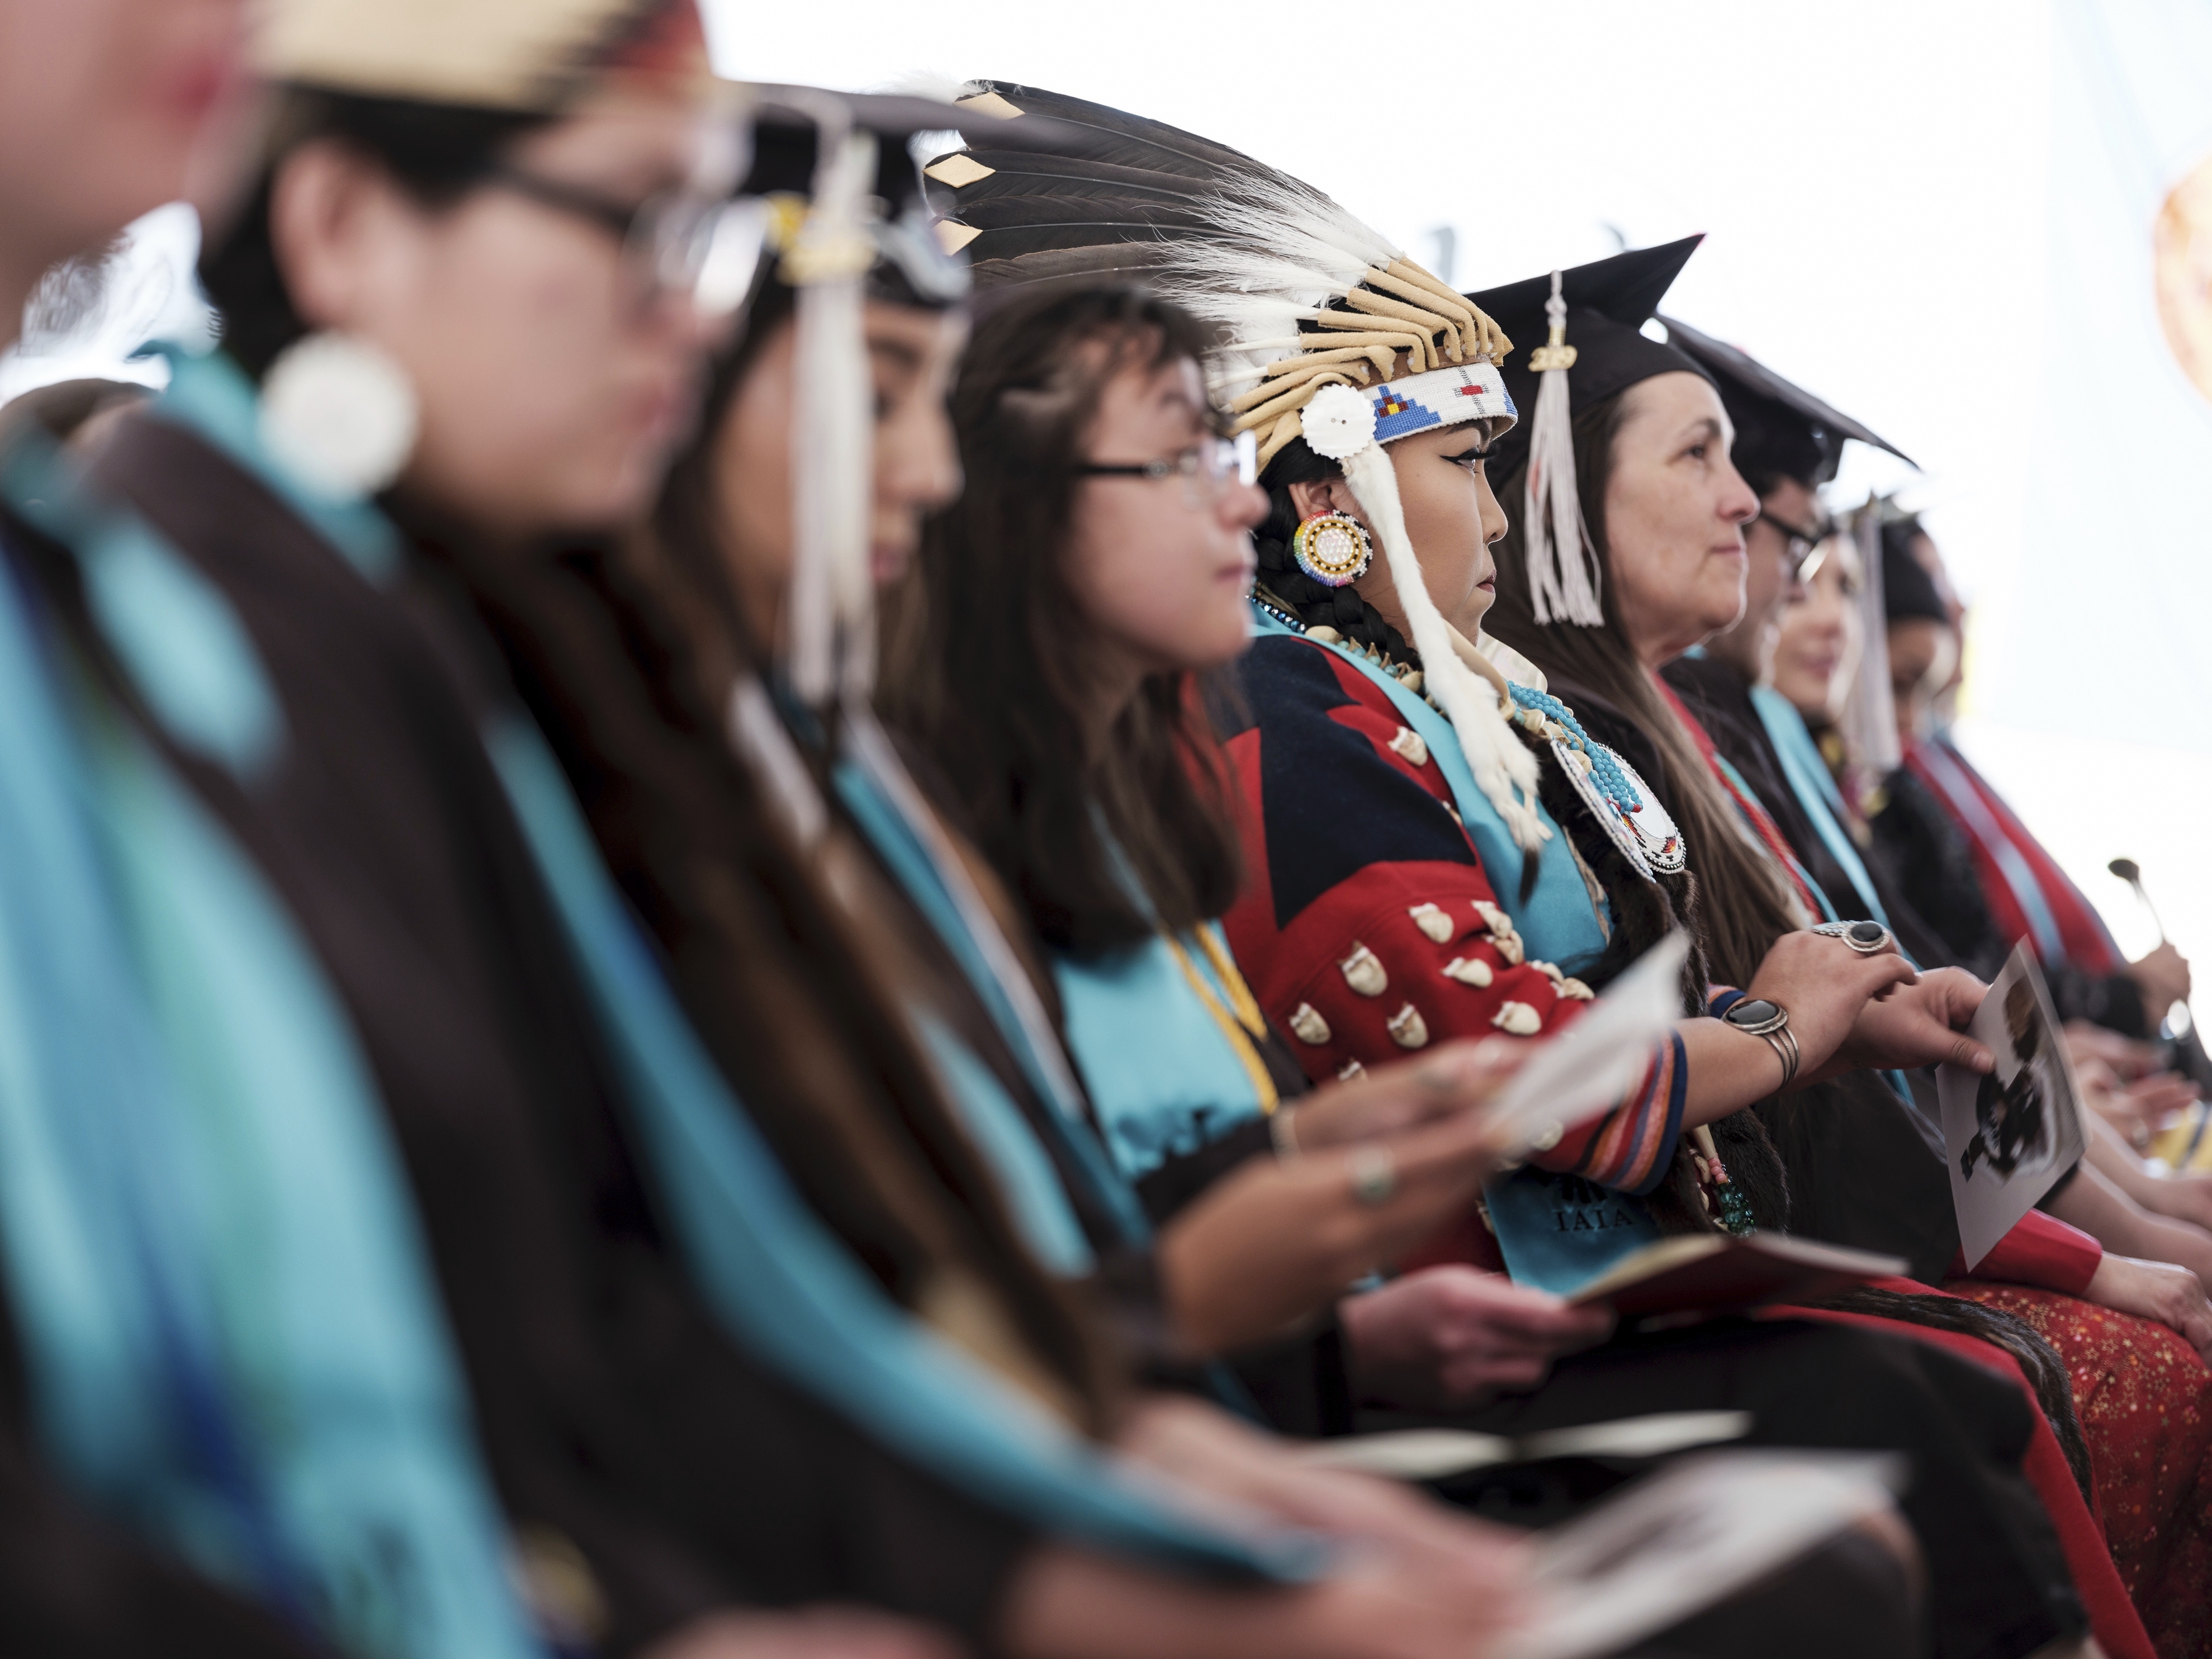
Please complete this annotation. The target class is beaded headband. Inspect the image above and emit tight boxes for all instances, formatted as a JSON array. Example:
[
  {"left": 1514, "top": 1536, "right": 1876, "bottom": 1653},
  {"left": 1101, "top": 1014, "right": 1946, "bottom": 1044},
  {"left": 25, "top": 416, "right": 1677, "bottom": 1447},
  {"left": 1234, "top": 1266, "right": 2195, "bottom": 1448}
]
[{"left": 927, "top": 89, "right": 1548, "bottom": 852}]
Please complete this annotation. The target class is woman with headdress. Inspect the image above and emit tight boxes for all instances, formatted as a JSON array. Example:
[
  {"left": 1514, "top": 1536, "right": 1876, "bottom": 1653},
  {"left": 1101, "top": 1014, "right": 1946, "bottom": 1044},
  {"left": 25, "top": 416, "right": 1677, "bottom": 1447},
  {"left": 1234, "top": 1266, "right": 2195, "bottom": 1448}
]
[
  {"left": 1469, "top": 247, "right": 2212, "bottom": 1656},
  {"left": 1, "top": 5, "right": 1557, "bottom": 1655},
  {"left": 908, "top": 82, "right": 2177, "bottom": 1659}
]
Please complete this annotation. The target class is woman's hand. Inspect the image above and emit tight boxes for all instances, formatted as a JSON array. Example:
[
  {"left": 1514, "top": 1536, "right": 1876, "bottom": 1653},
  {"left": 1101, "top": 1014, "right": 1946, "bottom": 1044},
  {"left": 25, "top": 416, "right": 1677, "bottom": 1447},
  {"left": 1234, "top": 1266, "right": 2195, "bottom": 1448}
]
[
  {"left": 2084, "top": 1253, "right": 2212, "bottom": 1364},
  {"left": 1114, "top": 1393, "right": 1517, "bottom": 1558},
  {"left": 2065, "top": 1020, "right": 2162, "bottom": 1082},
  {"left": 1157, "top": 1107, "right": 1516, "bottom": 1355},
  {"left": 1739, "top": 930, "right": 1922, "bottom": 1087},
  {"left": 1019, "top": 1399, "right": 1532, "bottom": 1659},
  {"left": 2128, "top": 941, "right": 2193, "bottom": 1031},
  {"left": 1000, "top": 1534, "right": 1531, "bottom": 1659},
  {"left": 1825, "top": 965, "right": 1995, "bottom": 1080},
  {"left": 1338, "top": 1266, "right": 1614, "bottom": 1410},
  {"left": 1280, "top": 1038, "right": 1528, "bottom": 1154}
]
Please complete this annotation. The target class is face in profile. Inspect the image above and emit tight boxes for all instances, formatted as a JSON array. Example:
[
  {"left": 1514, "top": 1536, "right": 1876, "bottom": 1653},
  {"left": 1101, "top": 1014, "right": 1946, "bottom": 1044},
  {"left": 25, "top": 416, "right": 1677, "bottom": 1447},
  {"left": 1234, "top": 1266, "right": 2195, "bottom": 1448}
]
[
  {"left": 1769, "top": 538, "right": 1862, "bottom": 719},
  {"left": 711, "top": 299, "right": 966, "bottom": 650},
  {"left": 1309, "top": 418, "right": 1508, "bottom": 641},
  {"left": 1601, "top": 372, "right": 1762, "bottom": 666},
  {"left": 1886, "top": 616, "right": 1959, "bottom": 747},
  {"left": 276, "top": 88, "right": 730, "bottom": 542},
  {"left": 1059, "top": 351, "right": 1266, "bottom": 680}
]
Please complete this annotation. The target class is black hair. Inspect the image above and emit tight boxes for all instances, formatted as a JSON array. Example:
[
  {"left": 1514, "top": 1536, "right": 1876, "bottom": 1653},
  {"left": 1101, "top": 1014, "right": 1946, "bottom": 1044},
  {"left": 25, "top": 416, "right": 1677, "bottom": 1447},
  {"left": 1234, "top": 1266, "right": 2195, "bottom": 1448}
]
[
  {"left": 883, "top": 281, "right": 1244, "bottom": 953},
  {"left": 198, "top": 92, "right": 555, "bottom": 378},
  {"left": 1251, "top": 435, "right": 1415, "bottom": 660},
  {"left": 1726, "top": 394, "right": 1833, "bottom": 499}
]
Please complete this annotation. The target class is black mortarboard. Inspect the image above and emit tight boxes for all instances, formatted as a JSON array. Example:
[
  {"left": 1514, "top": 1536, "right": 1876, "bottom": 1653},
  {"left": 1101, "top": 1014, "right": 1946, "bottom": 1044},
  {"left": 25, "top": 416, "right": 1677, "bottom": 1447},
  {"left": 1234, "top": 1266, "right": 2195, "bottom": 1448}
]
[
  {"left": 1881, "top": 520, "right": 1951, "bottom": 624},
  {"left": 1470, "top": 239, "right": 1709, "bottom": 625},
  {"left": 1472, "top": 237, "right": 1712, "bottom": 445},
  {"left": 738, "top": 87, "right": 1014, "bottom": 309},
  {"left": 1659, "top": 314, "right": 1913, "bottom": 489}
]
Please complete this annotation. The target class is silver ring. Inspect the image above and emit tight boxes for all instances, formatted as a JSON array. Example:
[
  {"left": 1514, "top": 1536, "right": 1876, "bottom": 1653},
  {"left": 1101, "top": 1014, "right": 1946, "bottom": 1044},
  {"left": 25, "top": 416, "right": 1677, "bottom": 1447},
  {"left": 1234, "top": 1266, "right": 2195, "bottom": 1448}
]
[
  {"left": 1348, "top": 1145, "right": 1398, "bottom": 1206},
  {"left": 1813, "top": 919, "right": 1894, "bottom": 956}
]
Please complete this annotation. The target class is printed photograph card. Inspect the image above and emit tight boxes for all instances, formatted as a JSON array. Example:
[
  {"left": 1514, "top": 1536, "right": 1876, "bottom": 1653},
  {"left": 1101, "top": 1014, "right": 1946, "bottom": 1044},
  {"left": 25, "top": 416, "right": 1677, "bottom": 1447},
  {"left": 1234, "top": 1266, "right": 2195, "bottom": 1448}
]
[{"left": 1937, "top": 942, "right": 2087, "bottom": 1269}]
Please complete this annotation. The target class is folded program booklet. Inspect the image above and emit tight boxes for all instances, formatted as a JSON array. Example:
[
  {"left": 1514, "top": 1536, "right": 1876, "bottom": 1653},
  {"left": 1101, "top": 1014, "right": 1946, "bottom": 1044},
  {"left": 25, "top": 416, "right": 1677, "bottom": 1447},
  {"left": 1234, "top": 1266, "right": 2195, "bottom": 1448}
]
[
  {"left": 1299, "top": 1410, "right": 1753, "bottom": 1481},
  {"left": 1562, "top": 1233, "right": 1905, "bottom": 1319}
]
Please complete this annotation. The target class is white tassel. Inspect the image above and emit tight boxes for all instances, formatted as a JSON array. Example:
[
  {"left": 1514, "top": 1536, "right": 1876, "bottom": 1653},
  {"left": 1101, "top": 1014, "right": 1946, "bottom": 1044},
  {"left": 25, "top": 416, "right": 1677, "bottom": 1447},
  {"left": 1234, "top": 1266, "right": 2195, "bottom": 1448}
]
[
  {"left": 785, "top": 105, "right": 877, "bottom": 706},
  {"left": 1522, "top": 271, "right": 1605, "bottom": 627},
  {"left": 1339, "top": 443, "right": 1550, "bottom": 853}
]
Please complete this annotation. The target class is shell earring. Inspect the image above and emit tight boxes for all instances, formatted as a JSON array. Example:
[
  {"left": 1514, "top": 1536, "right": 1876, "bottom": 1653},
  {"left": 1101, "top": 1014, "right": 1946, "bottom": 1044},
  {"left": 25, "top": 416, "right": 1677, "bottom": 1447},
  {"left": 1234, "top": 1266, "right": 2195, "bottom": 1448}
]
[
  {"left": 1291, "top": 511, "right": 1373, "bottom": 587},
  {"left": 259, "top": 331, "right": 420, "bottom": 500}
]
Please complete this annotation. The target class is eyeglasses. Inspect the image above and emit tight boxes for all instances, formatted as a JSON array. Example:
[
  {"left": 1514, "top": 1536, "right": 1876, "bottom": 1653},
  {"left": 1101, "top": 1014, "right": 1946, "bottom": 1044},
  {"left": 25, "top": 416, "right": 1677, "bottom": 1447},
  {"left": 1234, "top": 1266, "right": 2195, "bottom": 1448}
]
[
  {"left": 1759, "top": 505, "right": 1834, "bottom": 577},
  {"left": 483, "top": 165, "right": 771, "bottom": 318},
  {"left": 1076, "top": 429, "right": 1258, "bottom": 508}
]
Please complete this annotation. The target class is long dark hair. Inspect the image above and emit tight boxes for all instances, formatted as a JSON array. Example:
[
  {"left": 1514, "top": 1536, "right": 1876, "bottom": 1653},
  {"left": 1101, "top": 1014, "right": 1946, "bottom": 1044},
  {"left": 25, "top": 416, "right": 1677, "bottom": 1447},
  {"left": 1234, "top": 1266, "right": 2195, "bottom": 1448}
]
[
  {"left": 882, "top": 282, "right": 1244, "bottom": 954},
  {"left": 1250, "top": 434, "right": 1413, "bottom": 659},
  {"left": 1488, "top": 392, "right": 1801, "bottom": 989}
]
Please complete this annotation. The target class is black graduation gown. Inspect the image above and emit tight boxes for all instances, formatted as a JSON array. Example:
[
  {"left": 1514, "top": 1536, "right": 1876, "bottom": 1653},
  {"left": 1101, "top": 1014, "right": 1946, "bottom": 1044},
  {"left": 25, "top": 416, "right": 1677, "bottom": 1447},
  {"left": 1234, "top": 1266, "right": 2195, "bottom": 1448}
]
[
  {"left": 6, "top": 411, "right": 1035, "bottom": 1655},
  {"left": 1547, "top": 674, "right": 1963, "bottom": 1281},
  {"left": 1661, "top": 656, "right": 1951, "bottom": 966}
]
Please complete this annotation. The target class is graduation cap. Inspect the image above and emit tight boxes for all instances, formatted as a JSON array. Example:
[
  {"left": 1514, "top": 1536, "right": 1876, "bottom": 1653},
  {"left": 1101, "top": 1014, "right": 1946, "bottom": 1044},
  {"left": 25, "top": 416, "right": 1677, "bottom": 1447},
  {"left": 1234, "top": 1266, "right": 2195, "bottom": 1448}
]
[
  {"left": 1879, "top": 518, "right": 1951, "bottom": 624},
  {"left": 257, "top": 0, "right": 711, "bottom": 113},
  {"left": 1659, "top": 314, "right": 1913, "bottom": 490},
  {"left": 1470, "top": 239, "right": 1735, "bottom": 628}
]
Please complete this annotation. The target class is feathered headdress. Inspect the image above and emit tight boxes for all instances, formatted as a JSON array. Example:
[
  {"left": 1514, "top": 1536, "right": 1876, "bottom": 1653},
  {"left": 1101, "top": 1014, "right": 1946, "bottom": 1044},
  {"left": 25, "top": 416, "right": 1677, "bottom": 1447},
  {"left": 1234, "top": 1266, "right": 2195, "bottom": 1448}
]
[{"left": 927, "top": 82, "right": 1548, "bottom": 852}]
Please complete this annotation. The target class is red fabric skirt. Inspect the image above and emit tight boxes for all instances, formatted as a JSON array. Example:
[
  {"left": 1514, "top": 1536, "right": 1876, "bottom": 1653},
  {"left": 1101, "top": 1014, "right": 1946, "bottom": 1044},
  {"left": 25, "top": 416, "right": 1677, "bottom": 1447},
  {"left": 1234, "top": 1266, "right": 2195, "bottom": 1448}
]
[
  {"left": 1949, "top": 1281, "right": 2212, "bottom": 1659},
  {"left": 1762, "top": 1282, "right": 2158, "bottom": 1659}
]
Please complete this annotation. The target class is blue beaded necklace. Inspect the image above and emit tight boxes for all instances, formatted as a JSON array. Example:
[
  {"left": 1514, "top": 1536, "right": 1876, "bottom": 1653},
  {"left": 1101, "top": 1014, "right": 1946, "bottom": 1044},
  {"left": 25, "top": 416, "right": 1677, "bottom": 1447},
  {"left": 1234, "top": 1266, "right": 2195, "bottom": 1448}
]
[{"left": 1506, "top": 683, "right": 1644, "bottom": 815}]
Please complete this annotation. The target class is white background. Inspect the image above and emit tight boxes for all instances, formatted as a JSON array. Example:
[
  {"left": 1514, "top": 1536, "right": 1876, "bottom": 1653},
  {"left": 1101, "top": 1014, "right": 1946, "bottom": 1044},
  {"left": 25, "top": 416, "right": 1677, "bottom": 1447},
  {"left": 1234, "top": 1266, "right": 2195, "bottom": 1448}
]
[
  {"left": 7, "top": 3, "right": 2200, "bottom": 974},
  {"left": 704, "top": 0, "right": 2209, "bottom": 973}
]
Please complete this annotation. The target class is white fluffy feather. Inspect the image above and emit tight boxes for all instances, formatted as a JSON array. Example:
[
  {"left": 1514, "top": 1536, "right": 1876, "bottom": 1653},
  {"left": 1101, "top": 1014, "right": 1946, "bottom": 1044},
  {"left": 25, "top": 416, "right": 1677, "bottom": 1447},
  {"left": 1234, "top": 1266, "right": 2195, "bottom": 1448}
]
[
  {"left": 1145, "top": 173, "right": 1406, "bottom": 377},
  {"left": 1341, "top": 445, "right": 1550, "bottom": 854}
]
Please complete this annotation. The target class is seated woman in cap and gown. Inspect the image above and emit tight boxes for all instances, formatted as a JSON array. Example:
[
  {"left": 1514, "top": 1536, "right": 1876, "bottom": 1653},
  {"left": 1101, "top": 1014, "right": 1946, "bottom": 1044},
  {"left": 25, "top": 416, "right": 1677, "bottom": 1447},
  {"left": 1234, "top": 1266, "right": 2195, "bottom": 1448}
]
[
  {"left": 3, "top": 12, "right": 1566, "bottom": 1658},
  {"left": 1760, "top": 516, "right": 2212, "bottom": 1651},
  {"left": 1868, "top": 519, "right": 2194, "bottom": 1046},
  {"left": 433, "top": 80, "right": 1946, "bottom": 1659},
  {"left": 1647, "top": 321, "right": 2212, "bottom": 1278},
  {"left": 1474, "top": 248, "right": 2212, "bottom": 1658},
  {"left": 910, "top": 83, "right": 2146, "bottom": 1659}
]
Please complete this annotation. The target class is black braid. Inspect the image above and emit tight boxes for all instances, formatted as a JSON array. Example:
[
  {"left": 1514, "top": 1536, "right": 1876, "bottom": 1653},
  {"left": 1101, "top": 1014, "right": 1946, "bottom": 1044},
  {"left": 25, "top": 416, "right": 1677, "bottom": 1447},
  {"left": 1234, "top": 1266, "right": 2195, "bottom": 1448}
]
[
  {"left": 1521, "top": 719, "right": 1792, "bottom": 1238},
  {"left": 1821, "top": 1286, "right": 2094, "bottom": 1501},
  {"left": 1254, "top": 435, "right": 1415, "bottom": 659}
]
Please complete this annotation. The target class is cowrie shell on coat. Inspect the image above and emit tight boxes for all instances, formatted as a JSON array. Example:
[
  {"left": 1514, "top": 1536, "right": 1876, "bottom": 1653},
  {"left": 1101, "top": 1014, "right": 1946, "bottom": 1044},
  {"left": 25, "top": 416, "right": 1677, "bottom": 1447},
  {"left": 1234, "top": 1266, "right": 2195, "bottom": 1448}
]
[
  {"left": 1409, "top": 903, "right": 1454, "bottom": 944},
  {"left": 1491, "top": 1000, "right": 1542, "bottom": 1036},
  {"left": 1287, "top": 1002, "right": 1332, "bottom": 1045},
  {"left": 1388, "top": 726, "right": 1430, "bottom": 767},
  {"left": 1386, "top": 1003, "right": 1430, "bottom": 1050},
  {"left": 1442, "top": 956, "right": 1494, "bottom": 988},
  {"left": 1338, "top": 943, "right": 1387, "bottom": 998}
]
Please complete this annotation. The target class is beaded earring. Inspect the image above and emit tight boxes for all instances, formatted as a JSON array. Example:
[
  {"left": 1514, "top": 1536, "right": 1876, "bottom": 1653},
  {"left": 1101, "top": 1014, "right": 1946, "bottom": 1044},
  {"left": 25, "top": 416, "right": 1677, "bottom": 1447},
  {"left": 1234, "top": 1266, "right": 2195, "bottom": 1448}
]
[{"left": 1291, "top": 511, "right": 1373, "bottom": 587}]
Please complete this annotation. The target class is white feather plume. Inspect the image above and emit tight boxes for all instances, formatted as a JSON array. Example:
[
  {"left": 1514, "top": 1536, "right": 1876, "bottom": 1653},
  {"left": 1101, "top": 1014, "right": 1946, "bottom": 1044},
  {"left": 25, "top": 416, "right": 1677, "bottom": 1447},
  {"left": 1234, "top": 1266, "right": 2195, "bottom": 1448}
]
[
  {"left": 1143, "top": 172, "right": 1405, "bottom": 379},
  {"left": 1341, "top": 445, "right": 1550, "bottom": 854}
]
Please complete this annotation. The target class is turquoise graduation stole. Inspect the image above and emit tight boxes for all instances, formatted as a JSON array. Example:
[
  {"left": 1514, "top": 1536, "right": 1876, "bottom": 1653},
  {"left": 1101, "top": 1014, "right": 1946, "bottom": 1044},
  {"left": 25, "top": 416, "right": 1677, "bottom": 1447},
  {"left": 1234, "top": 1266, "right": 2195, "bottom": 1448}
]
[
  {"left": 0, "top": 433, "right": 539, "bottom": 1658},
  {"left": 1051, "top": 921, "right": 1273, "bottom": 1182},
  {"left": 139, "top": 348, "right": 1323, "bottom": 1582}
]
